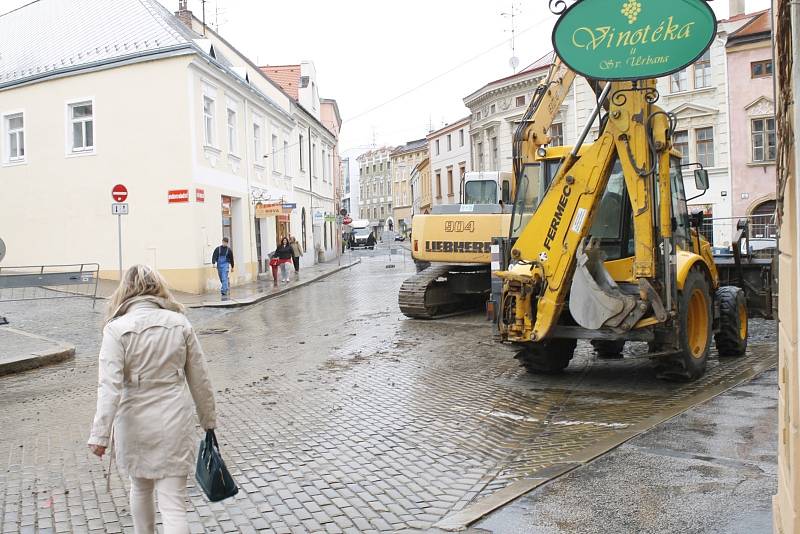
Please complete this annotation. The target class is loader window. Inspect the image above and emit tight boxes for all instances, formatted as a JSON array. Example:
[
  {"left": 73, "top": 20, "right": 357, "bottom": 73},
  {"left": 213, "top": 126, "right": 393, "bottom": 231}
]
[
  {"left": 511, "top": 160, "right": 560, "bottom": 238},
  {"left": 670, "top": 156, "right": 691, "bottom": 249},
  {"left": 587, "top": 157, "right": 632, "bottom": 260},
  {"left": 589, "top": 159, "right": 625, "bottom": 240}
]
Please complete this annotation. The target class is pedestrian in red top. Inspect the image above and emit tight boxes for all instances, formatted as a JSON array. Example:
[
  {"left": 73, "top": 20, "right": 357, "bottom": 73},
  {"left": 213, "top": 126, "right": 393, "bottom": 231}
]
[{"left": 270, "top": 237, "right": 294, "bottom": 285}]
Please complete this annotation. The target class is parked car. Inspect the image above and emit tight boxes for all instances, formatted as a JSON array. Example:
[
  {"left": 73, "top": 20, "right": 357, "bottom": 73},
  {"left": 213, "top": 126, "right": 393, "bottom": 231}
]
[
  {"left": 394, "top": 234, "right": 405, "bottom": 242},
  {"left": 350, "top": 227, "right": 376, "bottom": 249}
]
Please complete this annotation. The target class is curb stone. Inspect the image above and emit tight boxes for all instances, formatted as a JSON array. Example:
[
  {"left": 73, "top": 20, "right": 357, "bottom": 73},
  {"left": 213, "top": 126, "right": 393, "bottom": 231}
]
[{"left": 195, "top": 258, "right": 361, "bottom": 309}]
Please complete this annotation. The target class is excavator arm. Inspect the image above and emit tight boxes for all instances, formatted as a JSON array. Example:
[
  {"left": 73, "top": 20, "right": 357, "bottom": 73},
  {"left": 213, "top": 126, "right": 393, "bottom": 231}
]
[{"left": 500, "top": 79, "right": 667, "bottom": 342}]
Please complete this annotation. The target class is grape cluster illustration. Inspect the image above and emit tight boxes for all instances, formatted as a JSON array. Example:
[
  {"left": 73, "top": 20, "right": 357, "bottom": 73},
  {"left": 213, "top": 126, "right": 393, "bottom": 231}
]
[{"left": 621, "top": 0, "right": 642, "bottom": 24}]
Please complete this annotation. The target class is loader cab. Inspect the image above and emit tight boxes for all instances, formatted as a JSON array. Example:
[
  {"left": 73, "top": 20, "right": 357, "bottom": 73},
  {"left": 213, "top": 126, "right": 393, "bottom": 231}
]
[{"left": 510, "top": 146, "right": 588, "bottom": 239}]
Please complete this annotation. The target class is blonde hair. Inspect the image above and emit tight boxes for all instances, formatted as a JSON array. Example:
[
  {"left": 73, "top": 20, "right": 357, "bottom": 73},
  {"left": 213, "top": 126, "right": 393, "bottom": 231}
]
[{"left": 106, "top": 264, "right": 184, "bottom": 322}]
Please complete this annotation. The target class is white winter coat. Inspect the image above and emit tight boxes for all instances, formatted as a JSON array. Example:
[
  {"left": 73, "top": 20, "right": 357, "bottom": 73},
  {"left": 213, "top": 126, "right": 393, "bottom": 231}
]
[{"left": 88, "top": 296, "right": 216, "bottom": 479}]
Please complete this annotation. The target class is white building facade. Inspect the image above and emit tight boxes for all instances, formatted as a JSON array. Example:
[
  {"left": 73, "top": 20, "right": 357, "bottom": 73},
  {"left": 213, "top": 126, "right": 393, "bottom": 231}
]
[
  {"left": 654, "top": 15, "right": 754, "bottom": 248},
  {"left": 427, "top": 117, "right": 471, "bottom": 206},
  {"left": 0, "top": 0, "right": 340, "bottom": 293}
]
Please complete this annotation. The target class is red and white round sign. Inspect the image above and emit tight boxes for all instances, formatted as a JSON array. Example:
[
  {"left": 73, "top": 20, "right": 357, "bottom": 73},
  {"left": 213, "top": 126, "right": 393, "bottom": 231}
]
[
  {"left": 343, "top": 216, "right": 352, "bottom": 225},
  {"left": 112, "top": 184, "right": 128, "bottom": 203}
]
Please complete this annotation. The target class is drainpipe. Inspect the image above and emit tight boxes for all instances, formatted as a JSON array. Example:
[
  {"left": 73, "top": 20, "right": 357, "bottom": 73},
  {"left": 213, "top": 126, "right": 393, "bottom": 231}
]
[
  {"left": 244, "top": 99, "right": 256, "bottom": 277},
  {"left": 791, "top": 0, "right": 800, "bottom": 367},
  {"left": 308, "top": 125, "right": 315, "bottom": 261}
]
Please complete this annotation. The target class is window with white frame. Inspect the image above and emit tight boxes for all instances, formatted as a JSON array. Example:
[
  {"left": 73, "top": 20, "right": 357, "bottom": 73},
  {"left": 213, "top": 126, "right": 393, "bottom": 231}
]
[
  {"left": 751, "top": 117, "right": 776, "bottom": 162},
  {"left": 549, "top": 123, "right": 563, "bottom": 146},
  {"left": 299, "top": 134, "right": 305, "bottom": 171},
  {"left": 312, "top": 143, "right": 317, "bottom": 176},
  {"left": 674, "top": 130, "right": 689, "bottom": 165},
  {"left": 322, "top": 148, "right": 328, "bottom": 181},
  {"left": 447, "top": 134, "right": 452, "bottom": 151},
  {"left": 5, "top": 113, "right": 25, "bottom": 162},
  {"left": 695, "top": 127, "right": 714, "bottom": 167},
  {"left": 226, "top": 107, "right": 237, "bottom": 154},
  {"left": 69, "top": 101, "right": 94, "bottom": 153},
  {"left": 694, "top": 49, "right": 711, "bottom": 89},
  {"left": 670, "top": 69, "right": 688, "bottom": 92},
  {"left": 435, "top": 139, "right": 440, "bottom": 155},
  {"left": 271, "top": 134, "right": 278, "bottom": 171},
  {"left": 283, "top": 140, "right": 289, "bottom": 174},
  {"left": 203, "top": 96, "right": 215, "bottom": 146},
  {"left": 459, "top": 129, "right": 465, "bottom": 147},
  {"left": 253, "top": 122, "right": 262, "bottom": 161}
]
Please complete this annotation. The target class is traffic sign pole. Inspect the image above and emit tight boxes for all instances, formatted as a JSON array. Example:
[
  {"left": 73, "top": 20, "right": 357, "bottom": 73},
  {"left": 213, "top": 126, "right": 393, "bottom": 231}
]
[
  {"left": 111, "top": 185, "right": 129, "bottom": 280},
  {"left": 117, "top": 213, "right": 123, "bottom": 281}
]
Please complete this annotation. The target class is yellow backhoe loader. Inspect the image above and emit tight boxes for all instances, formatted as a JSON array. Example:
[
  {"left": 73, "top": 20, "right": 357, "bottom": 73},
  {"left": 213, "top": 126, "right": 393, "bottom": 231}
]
[{"left": 496, "top": 71, "right": 749, "bottom": 380}]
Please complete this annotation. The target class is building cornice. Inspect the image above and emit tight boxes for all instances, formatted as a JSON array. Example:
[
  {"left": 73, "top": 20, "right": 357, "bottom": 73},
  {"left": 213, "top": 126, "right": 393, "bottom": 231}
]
[{"left": 0, "top": 44, "right": 195, "bottom": 91}]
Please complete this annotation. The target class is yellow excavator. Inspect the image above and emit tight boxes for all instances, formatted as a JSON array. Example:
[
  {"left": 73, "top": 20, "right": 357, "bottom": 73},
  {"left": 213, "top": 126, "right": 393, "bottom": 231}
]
[
  {"left": 496, "top": 62, "right": 749, "bottom": 380},
  {"left": 399, "top": 60, "right": 577, "bottom": 319}
]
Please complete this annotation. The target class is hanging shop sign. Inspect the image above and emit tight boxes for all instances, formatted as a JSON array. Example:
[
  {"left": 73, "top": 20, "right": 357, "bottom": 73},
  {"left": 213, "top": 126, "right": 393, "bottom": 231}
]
[
  {"left": 196, "top": 188, "right": 205, "bottom": 203},
  {"left": 255, "top": 203, "right": 282, "bottom": 218},
  {"left": 277, "top": 214, "right": 290, "bottom": 222},
  {"left": 552, "top": 0, "right": 717, "bottom": 81}
]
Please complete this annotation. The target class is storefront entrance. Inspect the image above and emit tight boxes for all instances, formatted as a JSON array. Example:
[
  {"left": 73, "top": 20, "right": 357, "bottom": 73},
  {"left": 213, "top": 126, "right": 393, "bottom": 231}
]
[{"left": 222, "top": 196, "right": 233, "bottom": 246}]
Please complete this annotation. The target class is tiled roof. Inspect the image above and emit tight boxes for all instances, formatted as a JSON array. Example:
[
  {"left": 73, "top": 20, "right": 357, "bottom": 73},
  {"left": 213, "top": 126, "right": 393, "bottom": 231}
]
[
  {"left": 728, "top": 9, "right": 771, "bottom": 40},
  {"left": 260, "top": 65, "right": 300, "bottom": 100},
  {"left": 463, "top": 50, "right": 554, "bottom": 103},
  {"left": 0, "top": 0, "right": 198, "bottom": 88},
  {"left": 391, "top": 138, "right": 428, "bottom": 156}
]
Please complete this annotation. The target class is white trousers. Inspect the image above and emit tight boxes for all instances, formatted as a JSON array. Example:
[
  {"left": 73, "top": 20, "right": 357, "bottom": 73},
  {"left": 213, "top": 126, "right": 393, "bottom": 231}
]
[{"left": 130, "top": 476, "right": 189, "bottom": 534}]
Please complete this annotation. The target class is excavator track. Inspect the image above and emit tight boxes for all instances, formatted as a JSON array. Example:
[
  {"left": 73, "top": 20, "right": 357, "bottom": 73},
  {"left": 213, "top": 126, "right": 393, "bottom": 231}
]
[{"left": 399, "top": 265, "right": 464, "bottom": 319}]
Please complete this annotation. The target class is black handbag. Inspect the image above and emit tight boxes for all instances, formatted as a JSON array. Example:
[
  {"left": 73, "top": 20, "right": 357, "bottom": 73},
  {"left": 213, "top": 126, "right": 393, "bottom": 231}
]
[{"left": 195, "top": 430, "right": 238, "bottom": 502}]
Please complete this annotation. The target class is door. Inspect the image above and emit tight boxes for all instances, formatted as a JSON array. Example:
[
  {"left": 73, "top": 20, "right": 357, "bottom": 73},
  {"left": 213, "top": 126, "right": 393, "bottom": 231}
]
[
  {"left": 255, "top": 217, "right": 263, "bottom": 273},
  {"left": 221, "top": 196, "right": 233, "bottom": 247}
]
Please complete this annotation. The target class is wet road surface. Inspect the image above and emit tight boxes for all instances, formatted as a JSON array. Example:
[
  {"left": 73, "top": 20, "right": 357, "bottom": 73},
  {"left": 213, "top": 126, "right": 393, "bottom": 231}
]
[{"left": 0, "top": 248, "right": 778, "bottom": 533}]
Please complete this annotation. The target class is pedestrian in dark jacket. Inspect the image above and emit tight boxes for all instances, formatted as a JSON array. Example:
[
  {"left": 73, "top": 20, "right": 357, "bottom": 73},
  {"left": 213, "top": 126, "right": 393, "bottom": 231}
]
[
  {"left": 271, "top": 237, "right": 294, "bottom": 284},
  {"left": 289, "top": 236, "right": 303, "bottom": 275},
  {"left": 211, "top": 238, "right": 234, "bottom": 296}
]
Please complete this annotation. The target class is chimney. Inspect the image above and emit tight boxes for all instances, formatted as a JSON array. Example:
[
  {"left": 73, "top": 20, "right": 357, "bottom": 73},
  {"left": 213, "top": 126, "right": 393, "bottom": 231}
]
[
  {"left": 729, "top": 0, "right": 745, "bottom": 17},
  {"left": 175, "top": 0, "right": 193, "bottom": 28}
]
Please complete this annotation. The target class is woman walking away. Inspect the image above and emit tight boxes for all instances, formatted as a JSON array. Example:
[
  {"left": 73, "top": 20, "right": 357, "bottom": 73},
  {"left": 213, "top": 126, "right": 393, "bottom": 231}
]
[
  {"left": 289, "top": 235, "right": 303, "bottom": 276},
  {"left": 273, "top": 237, "right": 294, "bottom": 283},
  {"left": 87, "top": 265, "right": 216, "bottom": 534}
]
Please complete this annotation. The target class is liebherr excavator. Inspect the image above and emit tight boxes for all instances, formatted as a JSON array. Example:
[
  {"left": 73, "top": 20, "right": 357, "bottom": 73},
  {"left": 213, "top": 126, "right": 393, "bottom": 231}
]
[
  {"left": 399, "top": 59, "right": 576, "bottom": 319},
  {"left": 496, "top": 67, "right": 749, "bottom": 380}
]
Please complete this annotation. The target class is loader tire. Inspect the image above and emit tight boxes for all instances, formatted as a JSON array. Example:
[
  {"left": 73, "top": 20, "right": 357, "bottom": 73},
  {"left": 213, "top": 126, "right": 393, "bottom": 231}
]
[
  {"left": 516, "top": 339, "right": 577, "bottom": 374},
  {"left": 714, "top": 286, "right": 748, "bottom": 357},
  {"left": 591, "top": 340, "right": 626, "bottom": 359},
  {"left": 660, "top": 268, "right": 712, "bottom": 381}
]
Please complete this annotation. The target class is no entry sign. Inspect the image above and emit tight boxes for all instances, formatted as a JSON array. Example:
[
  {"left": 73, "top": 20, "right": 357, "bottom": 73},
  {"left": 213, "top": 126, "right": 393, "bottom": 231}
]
[{"left": 112, "top": 184, "right": 128, "bottom": 202}]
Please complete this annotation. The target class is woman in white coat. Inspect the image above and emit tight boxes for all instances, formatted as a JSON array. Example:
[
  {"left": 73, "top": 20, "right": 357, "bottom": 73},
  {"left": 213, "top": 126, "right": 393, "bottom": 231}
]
[{"left": 87, "top": 265, "right": 217, "bottom": 534}]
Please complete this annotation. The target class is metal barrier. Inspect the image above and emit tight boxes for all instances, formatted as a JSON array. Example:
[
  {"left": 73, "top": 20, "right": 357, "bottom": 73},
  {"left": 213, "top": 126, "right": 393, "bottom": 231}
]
[{"left": 0, "top": 263, "right": 100, "bottom": 308}]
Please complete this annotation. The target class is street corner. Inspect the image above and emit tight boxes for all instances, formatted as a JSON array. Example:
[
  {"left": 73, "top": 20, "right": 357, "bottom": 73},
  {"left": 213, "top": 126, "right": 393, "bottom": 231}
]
[{"left": 0, "top": 326, "right": 75, "bottom": 376}]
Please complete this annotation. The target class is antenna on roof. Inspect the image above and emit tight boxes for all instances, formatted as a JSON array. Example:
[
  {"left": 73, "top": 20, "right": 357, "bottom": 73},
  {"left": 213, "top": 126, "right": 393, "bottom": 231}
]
[
  {"left": 501, "top": 0, "right": 521, "bottom": 73},
  {"left": 201, "top": 0, "right": 207, "bottom": 36}
]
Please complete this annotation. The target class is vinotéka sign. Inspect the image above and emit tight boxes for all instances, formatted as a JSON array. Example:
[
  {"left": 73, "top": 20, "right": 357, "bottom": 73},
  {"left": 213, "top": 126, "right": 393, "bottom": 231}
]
[{"left": 552, "top": 0, "right": 717, "bottom": 81}]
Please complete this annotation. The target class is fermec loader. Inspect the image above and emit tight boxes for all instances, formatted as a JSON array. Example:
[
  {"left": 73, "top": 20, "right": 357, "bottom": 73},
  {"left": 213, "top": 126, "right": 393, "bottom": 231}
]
[{"left": 496, "top": 70, "right": 749, "bottom": 380}]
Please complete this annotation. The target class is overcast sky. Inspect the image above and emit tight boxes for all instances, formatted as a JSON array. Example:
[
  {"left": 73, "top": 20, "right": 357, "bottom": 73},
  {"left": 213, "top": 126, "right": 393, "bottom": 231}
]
[{"left": 3, "top": 0, "right": 772, "bottom": 161}]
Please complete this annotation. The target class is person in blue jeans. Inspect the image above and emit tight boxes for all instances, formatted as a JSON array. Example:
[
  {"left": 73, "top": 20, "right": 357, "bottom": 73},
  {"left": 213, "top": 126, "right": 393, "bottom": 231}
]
[{"left": 211, "top": 237, "right": 234, "bottom": 296}]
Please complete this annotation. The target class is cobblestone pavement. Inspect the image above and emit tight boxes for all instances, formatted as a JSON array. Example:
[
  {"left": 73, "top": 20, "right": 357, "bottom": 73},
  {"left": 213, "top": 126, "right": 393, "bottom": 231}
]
[{"left": 0, "top": 250, "right": 777, "bottom": 533}]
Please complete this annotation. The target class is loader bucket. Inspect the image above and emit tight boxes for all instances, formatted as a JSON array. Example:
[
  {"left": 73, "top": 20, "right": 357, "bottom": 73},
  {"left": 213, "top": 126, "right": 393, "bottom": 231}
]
[{"left": 569, "top": 239, "right": 637, "bottom": 330}]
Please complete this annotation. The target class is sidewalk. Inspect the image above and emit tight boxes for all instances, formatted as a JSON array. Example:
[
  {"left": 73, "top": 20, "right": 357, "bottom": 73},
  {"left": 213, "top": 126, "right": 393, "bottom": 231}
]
[
  {"left": 0, "top": 326, "right": 75, "bottom": 375},
  {"left": 91, "top": 257, "right": 361, "bottom": 308},
  {"left": 200, "top": 257, "right": 361, "bottom": 308}
]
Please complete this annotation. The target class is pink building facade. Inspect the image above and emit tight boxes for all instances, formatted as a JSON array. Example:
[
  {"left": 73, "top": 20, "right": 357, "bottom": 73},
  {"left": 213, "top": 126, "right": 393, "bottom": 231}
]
[{"left": 726, "top": 10, "right": 777, "bottom": 239}]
